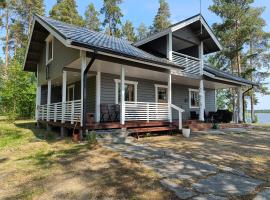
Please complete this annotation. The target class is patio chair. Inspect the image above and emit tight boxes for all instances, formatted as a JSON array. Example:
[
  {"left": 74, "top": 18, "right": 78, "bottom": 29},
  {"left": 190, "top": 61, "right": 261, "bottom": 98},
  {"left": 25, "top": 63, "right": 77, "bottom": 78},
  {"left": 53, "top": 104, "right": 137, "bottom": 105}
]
[
  {"left": 100, "top": 104, "right": 112, "bottom": 122},
  {"left": 110, "top": 104, "right": 120, "bottom": 122},
  {"left": 190, "top": 111, "right": 199, "bottom": 120}
]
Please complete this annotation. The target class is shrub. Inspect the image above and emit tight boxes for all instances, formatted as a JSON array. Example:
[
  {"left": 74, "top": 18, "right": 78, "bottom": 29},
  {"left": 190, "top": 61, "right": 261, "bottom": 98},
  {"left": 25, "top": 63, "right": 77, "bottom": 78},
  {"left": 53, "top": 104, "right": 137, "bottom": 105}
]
[{"left": 86, "top": 131, "right": 97, "bottom": 147}]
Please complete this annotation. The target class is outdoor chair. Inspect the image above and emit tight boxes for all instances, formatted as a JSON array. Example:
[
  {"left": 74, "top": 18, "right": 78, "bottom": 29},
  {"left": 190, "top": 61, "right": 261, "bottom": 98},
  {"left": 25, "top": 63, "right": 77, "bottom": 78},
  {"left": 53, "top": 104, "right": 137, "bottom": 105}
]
[
  {"left": 110, "top": 104, "right": 120, "bottom": 121},
  {"left": 190, "top": 111, "right": 199, "bottom": 120},
  {"left": 100, "top": 104, "right": 112, "bottom": 122}
]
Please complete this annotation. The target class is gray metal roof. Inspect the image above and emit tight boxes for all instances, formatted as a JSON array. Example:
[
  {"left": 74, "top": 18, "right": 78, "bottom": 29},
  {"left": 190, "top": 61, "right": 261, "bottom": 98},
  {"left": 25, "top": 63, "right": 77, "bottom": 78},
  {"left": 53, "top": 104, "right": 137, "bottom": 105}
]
[
  {"left": 36, "top": 15, "right": 179, "bottom": 68},
  {"left": 204, "top": 65, "right": 257, "bottom": 86}
]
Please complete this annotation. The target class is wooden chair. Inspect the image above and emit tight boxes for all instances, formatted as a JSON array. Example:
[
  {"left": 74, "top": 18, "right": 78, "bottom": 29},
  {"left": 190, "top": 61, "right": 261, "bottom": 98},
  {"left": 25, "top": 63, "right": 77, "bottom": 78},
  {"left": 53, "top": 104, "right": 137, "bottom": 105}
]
[
  {"left": 100, "top": 104, "right": 112, "bottom": 122},
  {"left": 110, "top": 104, "right": 120, "bottom": 121}
]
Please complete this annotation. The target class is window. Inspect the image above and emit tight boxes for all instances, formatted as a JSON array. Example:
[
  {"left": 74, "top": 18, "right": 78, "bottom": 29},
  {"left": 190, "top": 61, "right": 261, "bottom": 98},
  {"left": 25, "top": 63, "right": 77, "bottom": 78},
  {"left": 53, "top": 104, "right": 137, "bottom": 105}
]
[
  {"left": 155, "top": 84, "right": 168, "bottom": 103},
  {"left": 114, "top": 79, "right": 138, "bottom": 104},
  {"left": 67, "top": 85, "right": 75, "bottom": 101},
  {"left": 46, "top": 35, "right": 53, "bottom": 64},
  {"left": 189, "top": 89, "right": 200, "bottom": 108}
]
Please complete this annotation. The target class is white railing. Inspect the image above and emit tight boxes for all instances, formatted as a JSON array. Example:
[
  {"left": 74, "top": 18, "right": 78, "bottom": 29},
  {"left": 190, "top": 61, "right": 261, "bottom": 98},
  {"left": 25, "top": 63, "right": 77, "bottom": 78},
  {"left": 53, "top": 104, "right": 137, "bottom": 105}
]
[
  {"left": 125, "top": 101, "right": 184, "bottom": 130},
  {"left": 38, "top": 100, "right": 82, "bottom": 124},
  {"left": 171, "top": 104, "right": 185, "bottom": 130},
  {"left": 125, "top": 102, "right": 170, "bottom": 121},
  {"left": 172, "top": 51, "right": 201, "bottom": 75}
]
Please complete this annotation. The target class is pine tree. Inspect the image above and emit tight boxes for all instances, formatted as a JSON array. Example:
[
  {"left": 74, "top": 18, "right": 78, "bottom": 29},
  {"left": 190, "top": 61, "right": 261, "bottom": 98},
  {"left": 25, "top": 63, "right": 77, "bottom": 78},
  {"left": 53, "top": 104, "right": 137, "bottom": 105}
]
[
  {"left": 49, "top": 0, "right": 84, "bottom": 26},
  {"left": 209, "top": 0, "right": 270, "bottom": 122},
  {"left": 152, "top": 0, "right": 171, "bottom": 33},
  {"left": 100, "top": 0, "right": 123, "bottom": 37},
  {"left": 137, "top": 23, "right": 148, "bottom": 40},
  {"left": 84, "top": 3, "right": 101, "bottom": 32},
  {"left": 122, "top": 20, "right": 136, "bottom": 42}
]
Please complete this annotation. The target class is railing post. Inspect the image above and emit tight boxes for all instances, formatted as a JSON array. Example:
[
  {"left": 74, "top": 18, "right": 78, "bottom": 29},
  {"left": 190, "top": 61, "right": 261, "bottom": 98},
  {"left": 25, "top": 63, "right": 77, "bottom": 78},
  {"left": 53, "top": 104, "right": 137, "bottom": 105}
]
[
  {"left": 147, "top": 102, "right": 149, "bottom": 122},
  {"left": 62, "top": 102, "right": 65, "bottom": 123},
  {"left": 47, "top": 104, "right": 50, "bottom": 121},
  {"left": 41, "top": 106, "right": 44, "bottom": 120},
  {"left": 71, "top": 101, "right": 74, "bottom": 124},
  {"left": 179, "top": 110, "right": 182, "bottom": 130},
  {"left": 54, "top": 104, "right": 57, "bottom": 122}
]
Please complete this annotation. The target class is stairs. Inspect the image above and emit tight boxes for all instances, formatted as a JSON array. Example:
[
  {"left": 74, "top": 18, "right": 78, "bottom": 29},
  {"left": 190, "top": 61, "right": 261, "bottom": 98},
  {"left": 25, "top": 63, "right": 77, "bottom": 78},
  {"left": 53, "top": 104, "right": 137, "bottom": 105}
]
[{"left": 127, "top": 122, "right": 179, "bottom": 138}]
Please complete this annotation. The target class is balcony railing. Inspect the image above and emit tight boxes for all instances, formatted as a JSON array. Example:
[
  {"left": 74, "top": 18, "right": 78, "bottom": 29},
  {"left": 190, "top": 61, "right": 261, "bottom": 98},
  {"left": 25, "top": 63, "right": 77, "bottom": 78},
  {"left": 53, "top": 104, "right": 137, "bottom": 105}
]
[
  {"left": 172, "top": 51, "right": 201, "bottom": 75},
  {"left": 38, "top": 100, "right": 82, "bottom": 124}
]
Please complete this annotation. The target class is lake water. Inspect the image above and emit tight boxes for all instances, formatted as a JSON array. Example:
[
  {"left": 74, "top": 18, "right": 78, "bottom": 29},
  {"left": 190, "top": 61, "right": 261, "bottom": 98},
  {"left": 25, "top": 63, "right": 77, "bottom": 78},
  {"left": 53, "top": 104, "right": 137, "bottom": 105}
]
[{"left": 246, "top": 113, "right": 270, "bottom": 124}]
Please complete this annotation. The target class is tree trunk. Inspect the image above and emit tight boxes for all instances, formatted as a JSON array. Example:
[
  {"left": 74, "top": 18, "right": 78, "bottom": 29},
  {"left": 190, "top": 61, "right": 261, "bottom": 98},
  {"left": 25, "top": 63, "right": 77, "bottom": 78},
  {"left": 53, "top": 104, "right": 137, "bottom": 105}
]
[
  {"left": 4, "top": 8, "right": 9, "bottom": 78},
  {"left": 249, "top": 38, "right": 255, "bottom": 123},
  {"left": 251, "top": 93, "right": 255, "bottom": 123}
]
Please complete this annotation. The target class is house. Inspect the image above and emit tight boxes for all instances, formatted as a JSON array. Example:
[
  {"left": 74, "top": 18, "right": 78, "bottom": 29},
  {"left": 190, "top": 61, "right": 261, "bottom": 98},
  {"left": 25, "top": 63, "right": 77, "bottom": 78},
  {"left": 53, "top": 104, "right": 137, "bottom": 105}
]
[{"left": 23, "top": 14, "right": 256, "bottom": 135}]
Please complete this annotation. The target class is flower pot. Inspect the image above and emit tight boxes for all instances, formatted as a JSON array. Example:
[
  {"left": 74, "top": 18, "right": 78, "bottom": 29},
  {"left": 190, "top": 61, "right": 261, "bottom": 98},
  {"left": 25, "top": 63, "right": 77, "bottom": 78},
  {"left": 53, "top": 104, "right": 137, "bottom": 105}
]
[{"left": 182, "top": 128, "right": 191, "bottom": 138}]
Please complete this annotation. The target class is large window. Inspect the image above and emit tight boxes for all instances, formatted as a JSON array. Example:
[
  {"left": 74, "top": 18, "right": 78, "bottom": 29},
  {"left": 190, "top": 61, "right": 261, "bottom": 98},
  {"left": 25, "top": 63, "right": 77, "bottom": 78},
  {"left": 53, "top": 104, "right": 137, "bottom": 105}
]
[
  {"left": 189, "top": 89, "right": 200, "bottom": 108},
  {"left": 114, "top": 79, "right": 138, "bottom": 104},
  {"left": 155, "top": 84, "right": 168, "bottom": 103},
  {"left": 46, "top": 35, "right": 53, "bottom": 64}
]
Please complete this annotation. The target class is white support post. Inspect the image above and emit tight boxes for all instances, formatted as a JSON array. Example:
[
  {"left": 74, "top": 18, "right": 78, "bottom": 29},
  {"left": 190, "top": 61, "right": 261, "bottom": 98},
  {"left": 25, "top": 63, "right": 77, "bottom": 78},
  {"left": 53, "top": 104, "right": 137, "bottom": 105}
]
[
  {"left": 167, "top": 31, "right": 173, "bottom": 61},
  {"left": 80, "top": 50, "right": 87, "bottom": 126},
  {"left": 146, "top": 102, "right": 149, "bottom": 122},
  {"left": 199, "top": 41, "right": 204, "bottom": 75},
  {"left": 179, "top": 110, "right": 182, "bottom": 130},
  {"left": 120, "top": 65, "right": 125, "bottom": 125},
  {"left": 47, "top": 79, "right": 51, "bottom": 121},
  {"left": 95, "top": 71, "right": 101, "bottom": 122},
  {"left": 71, "top": 101, "right": 74, "bottom": 124},
  {"left": 199, "top": 79, "right": 205, "bottom": 121},
  {"left": 168, "top": 72, "right": 172, "bottom": 123},
  {"left": 62, "top": 70, "right": 67, "bottom": 123},
  {"left": 238, "top": 87, "right": 243, "bottom": 123},
  {"left": 35, "top": 85, "right": 41, "bottom": 121}
]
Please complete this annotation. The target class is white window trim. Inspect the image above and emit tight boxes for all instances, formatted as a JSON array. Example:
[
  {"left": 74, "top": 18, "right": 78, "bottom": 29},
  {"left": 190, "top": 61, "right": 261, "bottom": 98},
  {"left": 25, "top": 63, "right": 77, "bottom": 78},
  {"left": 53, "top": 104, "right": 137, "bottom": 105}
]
[
  {"left": 189, "top": 88, "right": 205, "bottom": 109},
  {"left": 154, "top": 84, "right": 168, "bottom": 103},
  {"left": 67, "top": 84, "right": 75, "bottom": 101},
  {"left": 114, "top": 79, "right": 138, "bottom": 104},
  {"left": 46, "top": 34, "right": 54, "bottom": 65}
]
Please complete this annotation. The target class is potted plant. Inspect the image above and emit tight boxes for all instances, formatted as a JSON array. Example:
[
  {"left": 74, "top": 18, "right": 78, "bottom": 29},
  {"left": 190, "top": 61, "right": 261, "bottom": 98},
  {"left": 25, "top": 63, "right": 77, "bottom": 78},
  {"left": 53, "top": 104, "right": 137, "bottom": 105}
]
[{"left": 182, "top": 125, "right": 191, "bottom": 138}]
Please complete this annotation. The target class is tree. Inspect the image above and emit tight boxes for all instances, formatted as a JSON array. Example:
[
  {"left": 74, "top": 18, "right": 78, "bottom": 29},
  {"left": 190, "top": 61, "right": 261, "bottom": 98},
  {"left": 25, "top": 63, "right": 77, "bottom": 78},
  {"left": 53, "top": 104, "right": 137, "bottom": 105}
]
[
  {"left": 137, "top": 23, "right": 148, "bottom": 40},
  {"left": 122, "top": 20, "right": 136, "bottom": 42},
  {"left": 209, "top": 0, "right": 270, "bottom": 122},
  {"left": 84, "top": 3, "right": 101, "bottom": 32},
  {"left": 152, "top": 0, "right": 171, "bottom": 33},
  {"left": 100, "top": 0, "right": 123, "bottom": 37},
  {"left": 49, "top": 0, "right": 83, "bottom": 26}
]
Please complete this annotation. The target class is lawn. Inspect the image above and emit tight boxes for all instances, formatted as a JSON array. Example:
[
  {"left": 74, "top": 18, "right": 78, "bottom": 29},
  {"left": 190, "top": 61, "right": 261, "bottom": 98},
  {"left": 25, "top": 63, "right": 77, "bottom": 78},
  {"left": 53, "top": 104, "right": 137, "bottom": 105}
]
[{"left": 0, "top": 120, "right": 177, "bottom": 200}]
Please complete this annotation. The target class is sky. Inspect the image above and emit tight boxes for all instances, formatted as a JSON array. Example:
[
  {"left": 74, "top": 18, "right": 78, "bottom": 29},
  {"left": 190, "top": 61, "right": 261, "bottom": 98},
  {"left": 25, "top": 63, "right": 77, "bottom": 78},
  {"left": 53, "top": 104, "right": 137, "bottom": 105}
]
[{"left": 2, "top": 0, "right": 270, "bottom": 109}]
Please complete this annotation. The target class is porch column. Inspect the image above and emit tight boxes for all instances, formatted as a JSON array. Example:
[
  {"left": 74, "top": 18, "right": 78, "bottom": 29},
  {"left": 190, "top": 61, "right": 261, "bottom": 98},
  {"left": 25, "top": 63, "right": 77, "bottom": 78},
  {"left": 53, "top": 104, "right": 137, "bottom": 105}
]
[
  {"left": 61, "top": 70, "right": 67, "bottom": 123},
  {"left": 167, "top": 31, "right": 173, "bottom": 61},
  {"left": 237, "top": 87, "right": 243, "bottom": 123},
  {"left": 80, "top": 50, "right": 87, "bottom": 126},
  {"left": 35, "top": 85, "right": 41, "bottom": 121},
  {"left": 199, "top": 79, "right": 205, "bottom": 121},
  {"left": 120, "top": 65, "right": 125, "bottom": 125},
  {"left": 47, "top": 79, "right": 51, "bottom": 121},
  {"left": 199, "top": 41, "right": 204, "bottom": 75},
  {"left": 168, "top": 72, "right": 172, "bottom": 122},
  {"left": 95, "top": 71, "right": 101, "bottom": 122}
]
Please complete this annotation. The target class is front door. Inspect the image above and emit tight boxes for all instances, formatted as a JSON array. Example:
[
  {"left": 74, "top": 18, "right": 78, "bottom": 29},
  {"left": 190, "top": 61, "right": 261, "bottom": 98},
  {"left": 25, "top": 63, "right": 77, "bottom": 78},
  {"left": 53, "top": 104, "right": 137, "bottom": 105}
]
[{"left": 156, "top": 85, "right": 168, "bottom": 103}]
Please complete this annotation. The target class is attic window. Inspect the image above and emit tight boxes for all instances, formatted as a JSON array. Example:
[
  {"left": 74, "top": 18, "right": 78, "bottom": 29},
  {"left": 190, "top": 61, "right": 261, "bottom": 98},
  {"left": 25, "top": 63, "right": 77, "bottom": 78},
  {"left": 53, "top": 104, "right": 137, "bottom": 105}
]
[{"left": 46, "top": 35, "right": 53, "bottom": 64}]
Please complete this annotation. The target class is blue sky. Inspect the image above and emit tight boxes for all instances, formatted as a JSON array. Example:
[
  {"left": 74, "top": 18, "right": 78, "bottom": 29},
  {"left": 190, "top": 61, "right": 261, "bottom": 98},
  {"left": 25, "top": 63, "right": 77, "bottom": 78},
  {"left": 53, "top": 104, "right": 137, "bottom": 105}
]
[{"left": 1, "top": 0, "right": 270, "bottom": 109}]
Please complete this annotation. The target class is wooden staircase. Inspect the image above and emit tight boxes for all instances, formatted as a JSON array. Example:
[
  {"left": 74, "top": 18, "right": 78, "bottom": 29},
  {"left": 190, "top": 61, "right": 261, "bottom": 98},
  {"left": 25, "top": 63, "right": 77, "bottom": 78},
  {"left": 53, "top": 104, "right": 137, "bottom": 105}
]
[{"left": 127, "top": 121, "right": 179, "bottom": 138}]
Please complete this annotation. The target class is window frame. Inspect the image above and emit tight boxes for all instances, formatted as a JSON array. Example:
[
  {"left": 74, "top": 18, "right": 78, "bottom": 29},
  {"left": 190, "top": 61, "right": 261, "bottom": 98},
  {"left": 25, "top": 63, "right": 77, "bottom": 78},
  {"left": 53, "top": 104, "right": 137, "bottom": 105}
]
[
  {"left": 67, "top": 84, "right": 75, "bottom": 101},
  {"left": 189, "top": 88, "right": 204, "bottom": 109},
  {"left": 46, "top": 34, "right": 54, "bottom": 65},
  {"left": 154, "top": 84, "right": 168, "bottom": 103},
  {"left": 114, "top": 79, "right": 138, "bottom": 104}
]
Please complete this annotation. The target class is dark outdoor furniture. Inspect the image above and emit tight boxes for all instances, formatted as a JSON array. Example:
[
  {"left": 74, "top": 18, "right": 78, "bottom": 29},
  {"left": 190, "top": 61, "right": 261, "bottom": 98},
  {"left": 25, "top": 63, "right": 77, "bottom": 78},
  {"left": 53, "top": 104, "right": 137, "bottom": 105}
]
[
  {"left": 100, "top": 104, "right": 112, "bottom": 122},
  {"left": 110, "top": 104, "right": 120, "bottom": 121},
  {"left": 190, "top": 111, "right": 199, "bottom": 120},
  {"left": 206, "top": 110, "right": 233, "bottom": 123}
]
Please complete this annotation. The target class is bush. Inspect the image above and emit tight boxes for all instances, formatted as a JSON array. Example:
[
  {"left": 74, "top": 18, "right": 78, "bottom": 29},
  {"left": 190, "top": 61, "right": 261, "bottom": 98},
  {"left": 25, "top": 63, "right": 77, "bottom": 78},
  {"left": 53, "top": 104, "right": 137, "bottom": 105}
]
[{"left": 86, "top": 131, "right": 97, "bottom": 147}]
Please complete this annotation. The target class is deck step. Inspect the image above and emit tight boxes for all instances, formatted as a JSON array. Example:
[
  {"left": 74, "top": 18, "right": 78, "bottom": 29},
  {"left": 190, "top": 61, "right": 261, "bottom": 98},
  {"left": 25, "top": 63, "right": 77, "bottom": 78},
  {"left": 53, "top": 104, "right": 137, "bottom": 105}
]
[{"left": 128, "top": 126, "right": 177, "bottom": 134}]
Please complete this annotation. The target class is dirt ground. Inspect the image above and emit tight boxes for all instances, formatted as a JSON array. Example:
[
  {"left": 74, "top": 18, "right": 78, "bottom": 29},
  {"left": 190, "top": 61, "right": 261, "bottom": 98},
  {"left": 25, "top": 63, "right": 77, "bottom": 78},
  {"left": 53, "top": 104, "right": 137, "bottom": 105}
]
[
  {"left": 137, "top": 127, "right": 270, "bottom": 184},
  {"left": 0, "top": 120, "right": 177, "bottom": 200}
]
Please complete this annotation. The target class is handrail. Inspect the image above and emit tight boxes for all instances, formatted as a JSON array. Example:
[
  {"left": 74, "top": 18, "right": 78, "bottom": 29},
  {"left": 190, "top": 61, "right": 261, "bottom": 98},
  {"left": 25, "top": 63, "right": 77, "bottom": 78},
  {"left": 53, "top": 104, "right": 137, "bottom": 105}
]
[
  {"left": 170, "top": 103, "right": 184, "bottom": 130},
  {"left": 172, "top": 51, "right": 200, "bottom": 61}
]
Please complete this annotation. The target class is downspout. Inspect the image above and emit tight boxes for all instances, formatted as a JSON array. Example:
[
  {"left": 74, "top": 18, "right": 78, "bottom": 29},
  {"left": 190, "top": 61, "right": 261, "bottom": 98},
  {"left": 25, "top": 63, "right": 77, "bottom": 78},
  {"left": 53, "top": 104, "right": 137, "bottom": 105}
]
[
  {"left": 83, "top": 51, "right": 97, "bottom": 130},
  {"left": 242, "top": 85, "right": 253, "bottom": 123}
]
